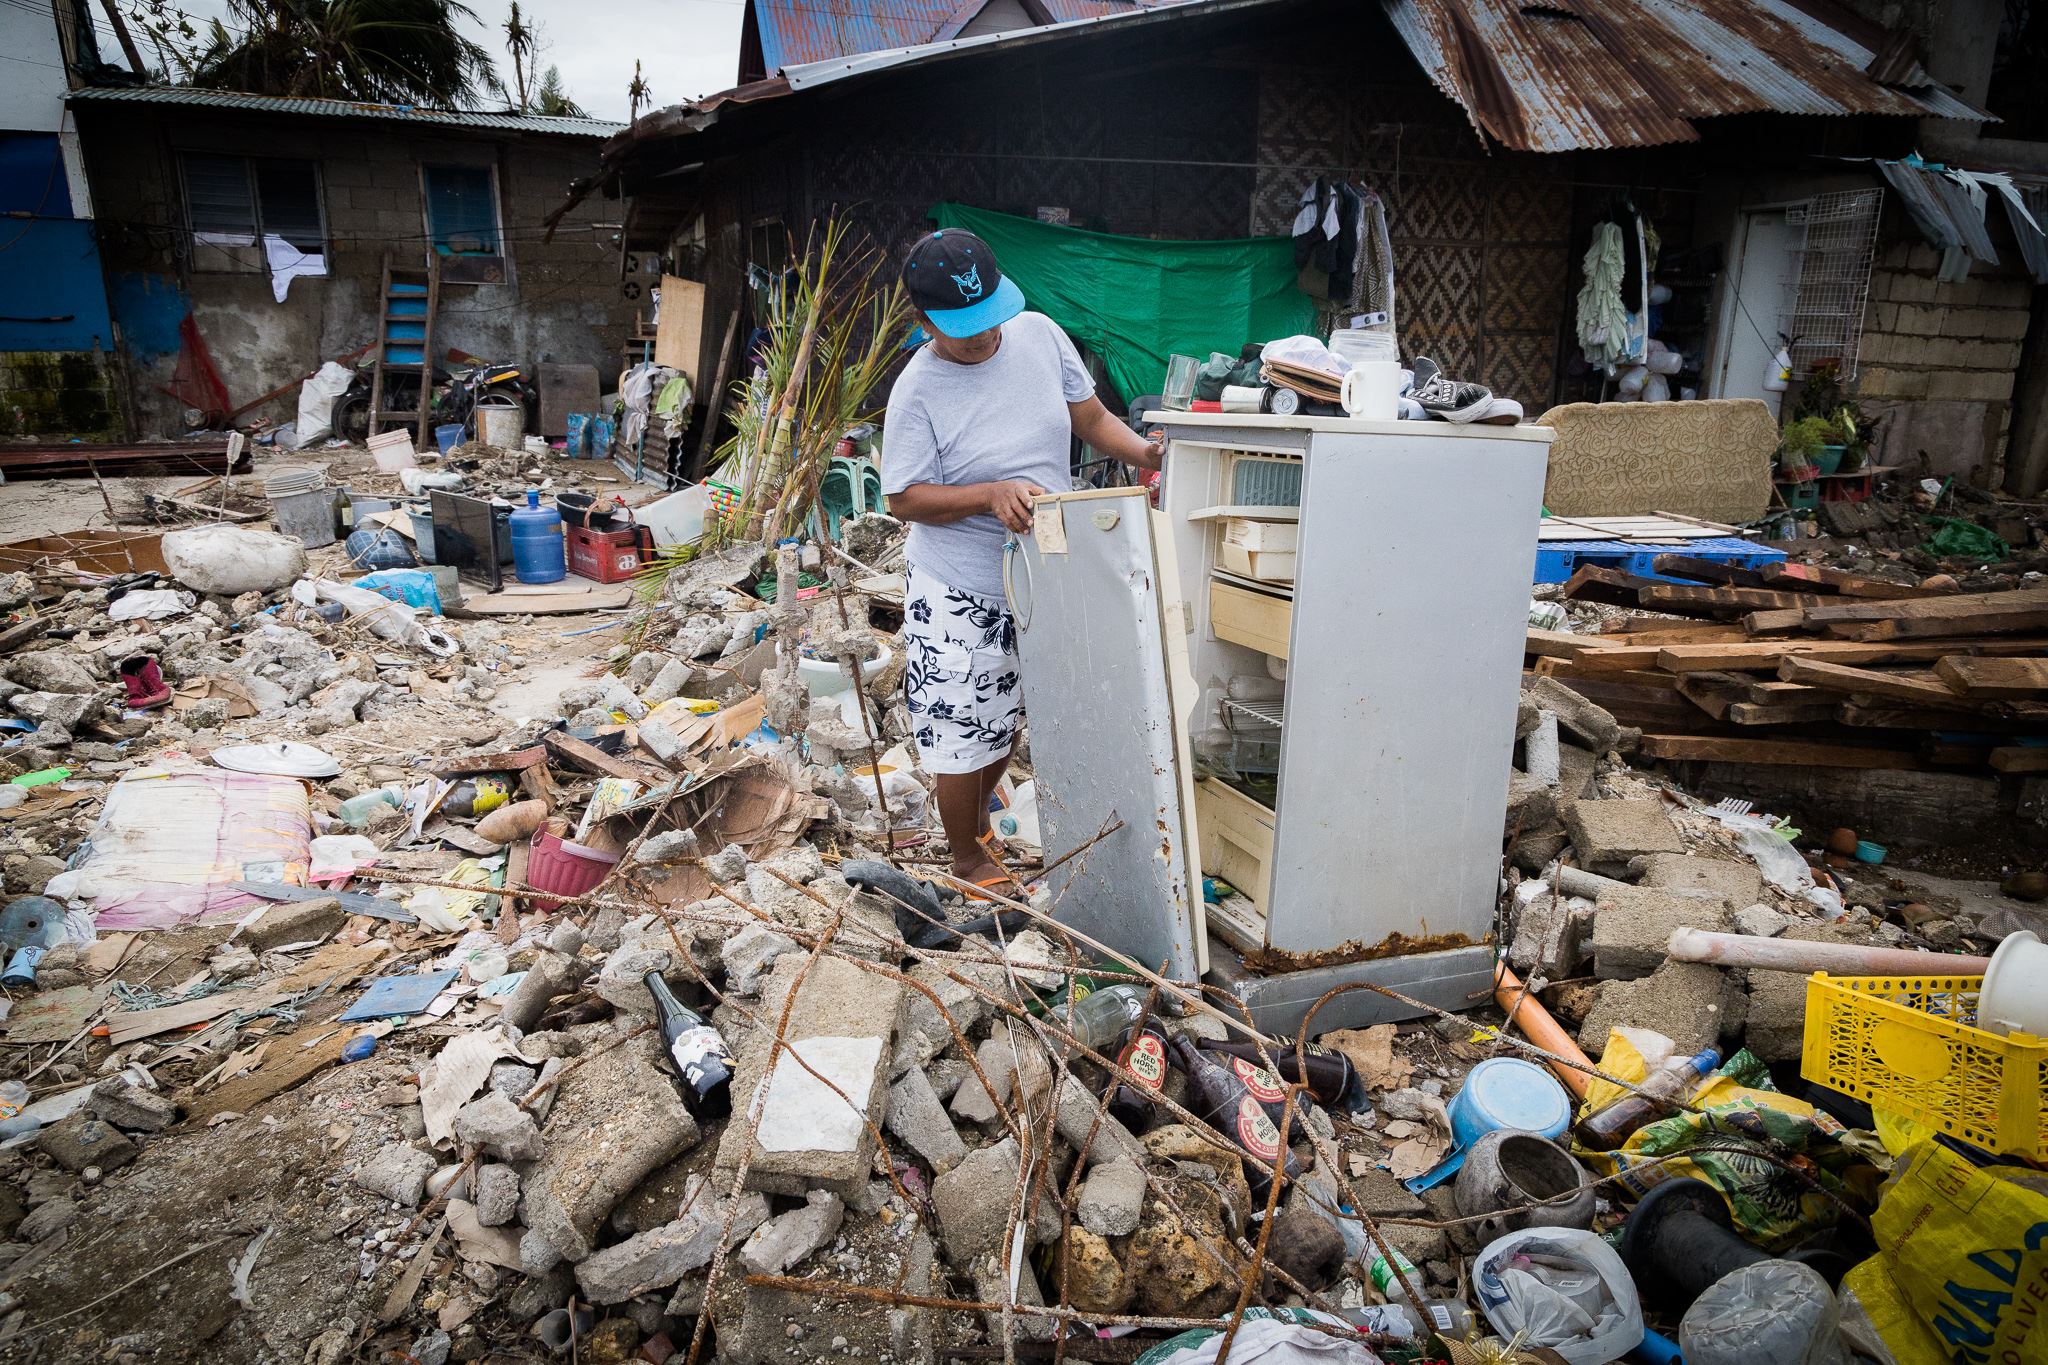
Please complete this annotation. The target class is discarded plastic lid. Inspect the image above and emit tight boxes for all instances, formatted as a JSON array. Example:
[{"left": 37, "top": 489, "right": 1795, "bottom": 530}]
[
  {"left": 1852, "top": 840, "right": 1886, "bottom": 864},
  {"left": 209, "top": 741, "right": 342, "bottom": 778}
]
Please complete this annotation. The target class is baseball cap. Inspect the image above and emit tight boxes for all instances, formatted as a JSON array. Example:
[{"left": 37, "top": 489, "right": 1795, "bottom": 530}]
[{"left": 901, "top": 229, "right": 1026, "bottom": 338}]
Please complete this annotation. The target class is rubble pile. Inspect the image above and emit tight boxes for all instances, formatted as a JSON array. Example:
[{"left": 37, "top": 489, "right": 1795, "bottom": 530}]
[{"left": 0, "top": 446, "right": 2031, "bottom": 1365}]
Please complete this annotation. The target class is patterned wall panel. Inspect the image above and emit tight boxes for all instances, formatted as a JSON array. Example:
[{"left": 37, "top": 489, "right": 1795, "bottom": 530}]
[{"left": 1254, "top": 64, "right": 1574, "bottom": 407}]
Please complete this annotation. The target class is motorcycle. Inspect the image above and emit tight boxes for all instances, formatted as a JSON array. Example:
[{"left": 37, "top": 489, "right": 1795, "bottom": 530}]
[{"left": 330, "top": 359, "right": 535, "bottom": 447}]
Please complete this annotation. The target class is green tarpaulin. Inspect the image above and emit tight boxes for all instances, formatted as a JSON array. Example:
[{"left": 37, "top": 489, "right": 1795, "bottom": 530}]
[{"left": 930, "top": 202, "right": 1315, "bottom": 403}]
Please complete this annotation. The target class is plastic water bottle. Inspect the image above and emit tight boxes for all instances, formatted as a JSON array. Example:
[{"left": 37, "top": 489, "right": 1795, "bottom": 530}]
[
  {"left": 1344, "top": 1299, "right": 1477, "bottom": 1341},
  {"left": 338, "top": 786, "right": 404, "bottom": 828},
  {"left": 509, "top": 487, "right": 565, "bottom": 585}
]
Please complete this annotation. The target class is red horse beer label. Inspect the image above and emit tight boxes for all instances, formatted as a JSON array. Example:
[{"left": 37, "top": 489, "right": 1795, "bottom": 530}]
[
  {"left": 1122, "top": 1033, "right": 1167, "bottom": 1091},
  {"left": 1228, "top": 1056, "right": 1286, "bottom": 1104},
  {"left": 1235, "top": 1095, "right": 1282, "bottom": 1159}
]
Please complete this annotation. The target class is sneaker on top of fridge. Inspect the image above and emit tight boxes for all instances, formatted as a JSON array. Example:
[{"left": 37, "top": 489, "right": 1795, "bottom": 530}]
[{"left": 1409, "top": 356, "right": 1494, "bottom": 423}]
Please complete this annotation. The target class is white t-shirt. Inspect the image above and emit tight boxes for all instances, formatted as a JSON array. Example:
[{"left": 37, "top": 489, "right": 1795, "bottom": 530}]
[{"left": 881, "top": 312, "right": 1094, "bottom": 598}]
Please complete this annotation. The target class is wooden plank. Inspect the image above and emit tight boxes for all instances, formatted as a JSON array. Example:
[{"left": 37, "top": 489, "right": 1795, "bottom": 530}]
[
  {"left": 543, "top": 731, "right": 667, "bottom": 784},
  {"left": 654, "top": 276, "right": 707, "bottom": 377},
  {"left": 1727, "top": 700, "right": 1839, "bottom": 725},
  {"left": 1649, "top": 555, "right": 1774, "bottom": 589},
  {"left": 1934, "top": 656, "right": 2048, "bottom": 699},
  {"left": 1656, "top": 638, "right": 2048, "bottom": 673},
  {"left": 1827, "top": 605, "right": 2048, "bottom": 641},
  {"left": 1836, "top": 701, "right": 2047, "bottom": 733},
  {"left": 1637, "top": 583, "right": 1813, "bottom": 619},
  {"left": 1561, "top": 565, "right": 1660, "bottom": 609},
  {"left": 1743, "top": 608, "right": 1814, "bottom": 636},
  {"left": 1525, "top": 628, "right": 1616, "bottom": 660},
  {"left": 1776, "top": 655, "right": 1971, "bottom": 707},
  {"left": 1675, "top": 673, "right": 1747, "bottom": 720},
  {"left": 183, "top": 1028, "right": 357, "bottom": 1123},
  {"left": 1793, "top": 586, "right": 2048, "bottom": 624},
  {"left": 1991, "top": 747, "right": 2048, "bottom": 773},
  {"left": 1758, "top": 562, "right": 1937, "bottom": 600},
  {"left": 1542, "top": 645, "right": 1673, "bottom": 674},
  {"left": 1637, "top": 733, "right": 1929, "bottom": 770},
  {"left": 1598, "top": 620, "right": 1750, "bottom": 644}
]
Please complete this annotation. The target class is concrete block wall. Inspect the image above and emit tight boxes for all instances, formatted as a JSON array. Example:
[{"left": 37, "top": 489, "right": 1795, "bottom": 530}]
[
  {"left": 0, "top": 350, "right": 120, "bottom": 440},
  {"left": 1853, "top": 237, "right": 2037, "bottom": 486},
  {"left": 74, "top": 104, "right": 636, "bottom": 437}
]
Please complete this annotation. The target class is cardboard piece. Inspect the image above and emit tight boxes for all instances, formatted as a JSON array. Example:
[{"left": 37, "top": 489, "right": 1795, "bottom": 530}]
[{"left": 0, "top": 531, "right": 168, "bottom": 578}]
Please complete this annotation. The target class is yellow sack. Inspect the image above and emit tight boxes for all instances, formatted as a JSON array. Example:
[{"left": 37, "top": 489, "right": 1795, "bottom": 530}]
[{"left": 1838, "top": 1135, "right": 2048, "bottom": 1365}]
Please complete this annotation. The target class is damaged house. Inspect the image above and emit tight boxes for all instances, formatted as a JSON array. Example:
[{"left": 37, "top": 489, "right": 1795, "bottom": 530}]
[{"left": 565, "top": 0, "right": 2048, "bottom": 490}]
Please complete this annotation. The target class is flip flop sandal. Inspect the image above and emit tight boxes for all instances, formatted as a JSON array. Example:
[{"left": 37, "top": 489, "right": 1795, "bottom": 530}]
[{"left": 957, "top": 875, "right": 1017, "bottom": 904}]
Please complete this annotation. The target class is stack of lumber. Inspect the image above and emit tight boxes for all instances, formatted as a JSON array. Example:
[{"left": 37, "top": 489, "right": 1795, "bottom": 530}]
[{"left": 1528, "top": 558, "right": 2048, "bottom": 773}]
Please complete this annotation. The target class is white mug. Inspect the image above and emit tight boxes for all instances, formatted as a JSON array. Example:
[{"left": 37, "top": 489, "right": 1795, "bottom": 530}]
[{"left": 1340, "top": 360, "right": 1402, "bottom": 419}]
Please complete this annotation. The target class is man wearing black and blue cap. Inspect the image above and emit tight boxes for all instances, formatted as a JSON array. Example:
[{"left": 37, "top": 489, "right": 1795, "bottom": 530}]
[{"left": 884, "top": 228, "right": 1164, "bottom": 895}]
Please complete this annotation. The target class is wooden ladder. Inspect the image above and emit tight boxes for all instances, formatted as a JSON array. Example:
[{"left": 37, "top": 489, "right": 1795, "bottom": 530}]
[{"left": 366, "top": 253, "right": 441, "bottom": 448}]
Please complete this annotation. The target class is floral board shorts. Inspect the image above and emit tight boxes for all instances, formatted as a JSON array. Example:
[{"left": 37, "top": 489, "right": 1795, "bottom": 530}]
[{"left": 901, "top": 562, "right": 1022, "bottom": 775}]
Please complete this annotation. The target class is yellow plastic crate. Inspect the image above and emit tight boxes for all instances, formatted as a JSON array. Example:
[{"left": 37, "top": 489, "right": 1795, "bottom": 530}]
[{"left": 1801, "top": 971, "right": 2048, "bottom": 1159}]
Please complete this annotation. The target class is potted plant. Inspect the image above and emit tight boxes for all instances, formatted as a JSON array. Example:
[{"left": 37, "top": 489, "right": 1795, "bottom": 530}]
[{"left": 1778, "top": 416, "right": 1830, "bottom": 483}]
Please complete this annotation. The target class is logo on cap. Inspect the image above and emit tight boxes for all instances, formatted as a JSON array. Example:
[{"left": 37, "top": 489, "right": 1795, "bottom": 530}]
[{"left": 950, "top": 262, "right": 983, "bottom": 301}]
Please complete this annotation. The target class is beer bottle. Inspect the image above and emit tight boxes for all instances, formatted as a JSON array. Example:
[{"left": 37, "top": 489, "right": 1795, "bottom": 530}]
[{"left": 644, "top": 971, "right": 734, "bottom": 1122}]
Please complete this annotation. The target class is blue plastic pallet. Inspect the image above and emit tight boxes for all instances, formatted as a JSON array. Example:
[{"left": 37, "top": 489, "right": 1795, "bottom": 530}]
[{"left": 1533, "top": 536, "right": 1786, "bottom": 585}]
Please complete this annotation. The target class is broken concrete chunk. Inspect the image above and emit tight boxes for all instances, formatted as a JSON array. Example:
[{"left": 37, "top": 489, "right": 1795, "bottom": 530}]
[
  {"left": 593, "top": 945, "right": 672, "bottom": 1017},
  {"left": 242, "top": 896, "right": 346, "bottom": 951},
  {"left": 739, "top": 1189, "right": 844, "bottom": 1276},
  {"left": 952, "top": 1023, "right": 1052, "bottom": 1125},
  {"left": 86, "top": 1078, "right": 176, "bottom": 1133},
  {"left": 713, "top": 953, "right": 901, "bottom": 1198},
  {"left": 18, "top": 1196, "right": 77, "bottom": 1243},
  {"left": 1732, "top": 903, "right": 1790, "bottom": 938},
  {"left": 932, "top": 1137, "right": 1025, "bottom": 1265},
  {"left": 885, "top": 1065, "right": 967, "bottom": 1175},
  {"left": 1056, "top": 1074, "right": 1148, "bottom": 1168},
  {"left": 643, "top": 657, "right": 692, "bottom": 704},
  {"left": 1565, "top": 799, "right": 1685, "bottom": 872},
  {"left": 6, "top": 651, "right": 99, "bottom": 695},
  {"left": 454, "top": 1093, "right": 545, "bottom": 1162},
  {"left": 1508, "top": 889, "right": 1595, "bottom": 981},
  {"left": 720, "top": 921, "right": 798, "bottom": 996},
  {"left": 1633, "top": 852, "right": 1765, "bottom": 905},
  {"left": 574, "top": 1185, "right": 769, "bottom": 1305},
  {"left": 1589, "top": 885, "right": 1732, "bottom": 980},
  {"left": 1077, "top": 1159, "right": 1145, "bottom": 1238},
  {"left": 1061, "top": 1226, "right": 1133, "bottom": 1315},
  {"left": 1580, "top": 961, "right": 1744, "bottom": 1058},
  {"left": 10, "top": 691, "right": 99, "bottom": 731},
  {"left": 1523, "top": 674, "right": 1637, "bottom": 755},
  {"left": 970, "top": 1248, "right": 1060, "bottom": 1341},
  {"left": 354, "top": 1144, "right": 437, "bottom": 1207},
  {"left": 475, "top": 1164, "right": 521, "bottom": 1227},
  {"left": 524, "top": 1028, "right": 701, "bottom": 1261},
  {"left": 38, "top": 1113, "right": 138, "bottom": 1175}
]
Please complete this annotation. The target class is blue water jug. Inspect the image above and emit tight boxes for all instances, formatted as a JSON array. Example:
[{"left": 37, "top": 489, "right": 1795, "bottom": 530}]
[{"left": 509, "top": 487, "right": 565, "bottom": 584}]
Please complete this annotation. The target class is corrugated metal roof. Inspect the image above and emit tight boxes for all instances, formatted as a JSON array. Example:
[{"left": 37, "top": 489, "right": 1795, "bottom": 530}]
[
  {"left": 753, "top": 0, "right": 1172, "bottom": 71},
  {"left": 1383, "top": 0, "right": 1989, "bottom": 152},
  {"left": 64, "top": 85, "right": 625, "bottom": 136}
]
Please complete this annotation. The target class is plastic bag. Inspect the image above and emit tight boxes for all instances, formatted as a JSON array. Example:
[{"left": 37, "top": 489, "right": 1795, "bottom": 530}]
[
  {"left": 1576, "top": 1035, "right": 1855, "bottom": 1251},
  {"left": 296, "top": 362, "right": 355, "bottom": 444},
  {"left": 1836, "top": 1133, "right": 2048, "bottom": 1365},
  {"left": 1472, "top": 1228, "right": 1642, "bottom": 1365},
  {"left": 1681, "top": 1260, "right": 1845, "bottom": 1365},
  {"left": 1260, "top": 335, "right": 1344, "bottom": 378}
]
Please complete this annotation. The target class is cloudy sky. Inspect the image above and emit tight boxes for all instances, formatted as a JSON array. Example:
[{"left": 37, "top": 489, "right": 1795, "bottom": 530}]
[{"left": 160, "top": 0, "right": 746, "bottom": 120}]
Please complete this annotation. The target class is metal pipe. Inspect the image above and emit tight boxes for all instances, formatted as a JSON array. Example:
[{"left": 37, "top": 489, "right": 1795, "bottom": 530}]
[
  {"left": 1666, "top": 927, "right": 1990, "bottom": 976},
  {"left": 1556, "top": 865, "right": 1631, "bottom": 899}
]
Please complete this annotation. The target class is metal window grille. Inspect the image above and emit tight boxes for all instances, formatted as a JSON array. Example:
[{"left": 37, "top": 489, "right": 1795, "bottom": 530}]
[{"left": 1783, "top": 188, "right": 1883, "bottom": 381}]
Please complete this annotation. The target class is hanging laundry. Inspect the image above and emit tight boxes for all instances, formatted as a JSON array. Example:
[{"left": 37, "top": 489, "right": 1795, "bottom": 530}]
[
  {"left": 1353, "top": 186, "right": 1396, "bottom": 329},
  {"left": 264, "top": 235, "right": 327, "bottom": 304},
  {"left": 1577, "top": 222, "right": 1630, "bottom": 374}
]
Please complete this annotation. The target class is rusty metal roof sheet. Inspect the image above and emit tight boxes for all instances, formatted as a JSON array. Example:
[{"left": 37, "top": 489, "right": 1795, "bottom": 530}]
[
  {"left": 752, "top": 0, "right": 1174, "bottom": 71},
  {"left": 1382, "top": 0, "right": 1989, "bottom": 152},
  {"left": 65, "top": 85, "right": 625, "bottom": 136}
]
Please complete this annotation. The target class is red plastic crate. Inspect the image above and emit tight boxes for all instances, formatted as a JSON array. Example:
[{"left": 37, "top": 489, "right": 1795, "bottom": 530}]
[{"left": 565, "top": 524, "right": 647, "bottom": 583}]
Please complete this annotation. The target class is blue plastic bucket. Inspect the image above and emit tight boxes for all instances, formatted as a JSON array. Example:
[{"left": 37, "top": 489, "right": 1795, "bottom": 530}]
[{"left": 435, "top": 423, "right": 465, "bottom": 457}]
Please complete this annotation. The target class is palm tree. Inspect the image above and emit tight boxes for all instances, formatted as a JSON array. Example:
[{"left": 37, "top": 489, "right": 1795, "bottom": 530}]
[
  {"left": 502, "top": 1, "right": 536, "bottom": 110},
  {"left": 184, "top": 0, "right": 504, "bottom": 110},
  {"left": 533, "top": 65, "right": 586, "bottom": 119}
]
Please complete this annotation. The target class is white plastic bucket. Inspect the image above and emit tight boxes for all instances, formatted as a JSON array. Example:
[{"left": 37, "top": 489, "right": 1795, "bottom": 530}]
[{"left": 1979, "top": 930, "right": 2048, "bottom": 1037}]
